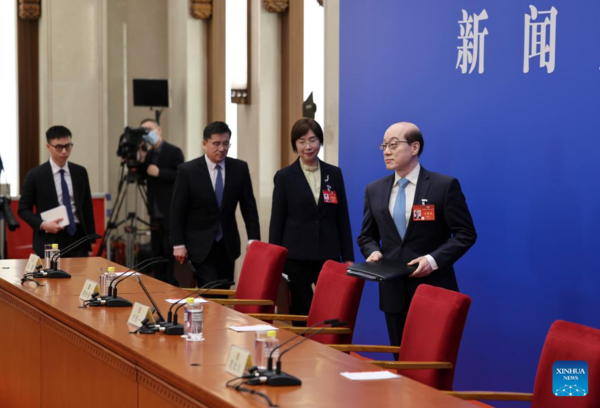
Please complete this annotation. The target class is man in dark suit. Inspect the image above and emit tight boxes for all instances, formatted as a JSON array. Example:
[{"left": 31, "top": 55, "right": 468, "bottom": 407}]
[
  {"left": 357, "top": 122, "right": 476, "bottom": 348},
  {"left": 170, "top": 122, "right": 260, "bottom": 288},
  {"left": 18, "top": 125, "right": 96, "bottom": 258},
  {"left": 138, "top": 119, "right": 184, "bottom": 284}
]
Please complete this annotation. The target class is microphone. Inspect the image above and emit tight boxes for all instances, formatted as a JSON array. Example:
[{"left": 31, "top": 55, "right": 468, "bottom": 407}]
[
  {"left": 248, "top": 319, "right": 347, "bottom": 386},
  {"left": 36, "top": 234, "right": 101, "bottom": 278},
  {"left": 134, "top": 273, "right": 166, "bottom": 323},
  {"left": 105, "top": 259, "right": 167, "bottom": 307},
  {"left": 163, "top": 279, "right": 234, "bottom": 335}
]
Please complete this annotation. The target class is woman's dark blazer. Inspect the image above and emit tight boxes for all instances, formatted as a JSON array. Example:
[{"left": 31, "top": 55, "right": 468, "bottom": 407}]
[{"left": 269, "top": 158, "right": 354, "bottom": 262}]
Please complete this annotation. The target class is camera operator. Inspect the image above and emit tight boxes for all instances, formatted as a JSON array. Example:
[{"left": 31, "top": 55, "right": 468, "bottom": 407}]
[{"left": 138, "top": 119, "right": 184, "bottom": 284}]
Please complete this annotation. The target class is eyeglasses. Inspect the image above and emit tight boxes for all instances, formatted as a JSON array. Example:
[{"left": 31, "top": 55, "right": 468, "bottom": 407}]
[
  {"left": 379, "top": 140, "right": 411, "bottom": 151},
  {"left": 49, "top": 143, "right": 74, "bottom": 152},
  {"left": 211, "top": 142, "right": 232, "bottom": 149},
  {"left": 296, "top": 138, "right": 320, "bottom": 148}
]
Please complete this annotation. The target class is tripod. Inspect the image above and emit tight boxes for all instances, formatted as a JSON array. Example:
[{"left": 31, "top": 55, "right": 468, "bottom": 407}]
[{"left": 96, "top": 161, "right": 150, "bottom": 267}]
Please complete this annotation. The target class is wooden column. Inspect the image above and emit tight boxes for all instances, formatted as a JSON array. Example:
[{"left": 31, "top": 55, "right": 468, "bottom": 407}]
[
  {"left": 207, "top": 0, "right": 226, "bottom": 123},
  {"left": 280, "top": 0, "right": 303, "bottom": 167},
  {"left": 17, "top": 5, "right": 41, "bottom": 189}
]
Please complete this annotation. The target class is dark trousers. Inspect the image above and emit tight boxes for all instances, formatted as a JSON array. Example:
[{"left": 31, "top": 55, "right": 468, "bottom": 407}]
[
  {"left": 191, "top": 239, "right": 234, "bottom": 289},
  {"left": 385, "top": 310, "right": 409, "bottom": 361},
  {"left": 150, "top": 218, "right": 177, "bottom": 285},
  {"left": 284, "top": 259, "right": 327, "bottom": 326},
  {"left": 58, "top": 224, "right": 90, "bottom": 258}
]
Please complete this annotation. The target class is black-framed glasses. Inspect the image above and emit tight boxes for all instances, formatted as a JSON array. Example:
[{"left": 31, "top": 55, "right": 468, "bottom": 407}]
[
  {"left": 379, "top": 140, "right": 410, "bottom": 151},
  {"left": 49, "top": 143, "right": 74, "bottom": 152}
]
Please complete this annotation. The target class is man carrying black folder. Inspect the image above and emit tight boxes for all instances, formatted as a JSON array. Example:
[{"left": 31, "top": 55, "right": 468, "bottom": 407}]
[{"left": 357, "top": 122, "right": 476, "bottom": 348}]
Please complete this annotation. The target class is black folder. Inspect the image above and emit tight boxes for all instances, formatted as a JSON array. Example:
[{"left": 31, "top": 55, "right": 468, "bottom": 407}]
[{"left": 346, "top": 259, "right": 417, "bottom": 282}]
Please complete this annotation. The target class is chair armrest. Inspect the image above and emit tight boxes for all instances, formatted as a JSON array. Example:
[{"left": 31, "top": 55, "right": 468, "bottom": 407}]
[
  {"left": 445, "top": 392, "right": 533, "bottom": 402},
  {"left": 180, "top": 288, "right": 236, "bottom": 296},
  {"left": 328, "top": 344, "right": 399, "bottom": 353},
  {"left": 369, "top": 360, "right": 453, "bottom": 370},
  {"left": 211, "top": 299, "right": 274, "bottom": 306},
  {"left": 282, "top": 327, "right": 353, "bottom": 335},
  {"left": 247, "top": 314, "right": 308, "bottom": 322}
]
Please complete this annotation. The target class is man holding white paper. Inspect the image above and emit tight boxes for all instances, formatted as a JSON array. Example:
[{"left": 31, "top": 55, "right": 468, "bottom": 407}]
[{"left": 18, "top": 126, "right": 96, "bottom": 257}]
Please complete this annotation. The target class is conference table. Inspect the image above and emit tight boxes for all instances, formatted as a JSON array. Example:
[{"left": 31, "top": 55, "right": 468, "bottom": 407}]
[{"left": 0, "top": 257, "right": 475, "bottom": 408}]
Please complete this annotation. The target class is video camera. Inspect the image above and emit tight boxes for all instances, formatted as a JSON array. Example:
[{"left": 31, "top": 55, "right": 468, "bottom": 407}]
[
  {"left": 117, "top": 126, "right": 149, "bottom": 168},
  {"left": 0, "top": 195, "right": 20, "bottom": 231}
]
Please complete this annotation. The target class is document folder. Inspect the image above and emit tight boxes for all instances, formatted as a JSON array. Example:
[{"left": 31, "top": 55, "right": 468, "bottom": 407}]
[{"left": 346, "top": 259, "right": 417, "bottom": 282}]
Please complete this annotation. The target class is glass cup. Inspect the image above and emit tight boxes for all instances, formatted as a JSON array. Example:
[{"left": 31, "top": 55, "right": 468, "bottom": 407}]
[{"left": 44, "top": 244, "right": 54, "bottom": 269}]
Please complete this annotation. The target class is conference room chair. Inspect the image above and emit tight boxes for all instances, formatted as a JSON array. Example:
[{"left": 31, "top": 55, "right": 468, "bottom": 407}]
[
  {"left": 248, "top": 260, "right": 365, "bottom": 344},
  {"left": 447, "top": 320, "right": 600, "bottom": 407},
  {"left": 186, "top": 241, "right": 288, "bottom": 314},
  {"left": 330, "top": 284, "right": 471, "bottom": 391}
]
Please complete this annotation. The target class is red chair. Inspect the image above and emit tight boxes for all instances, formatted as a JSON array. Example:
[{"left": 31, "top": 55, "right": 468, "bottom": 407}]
[
  {"left": 194, "top": 242, "right": 288, "bottom": 314},
  {"left": 249, "top": 260, "right": 365, "bottom": 343},
  {"left": 331, "top": 284, "right": 471, "bottom": 390},
  {"left": 448, "top": 320, "right": 600, "bottom": 407}
]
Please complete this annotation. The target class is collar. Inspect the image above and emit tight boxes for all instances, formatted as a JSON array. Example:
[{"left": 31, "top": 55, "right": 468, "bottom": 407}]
[
  {"left": 49, "top": 158, "right": 69, "bottom": 175},
  {"left": 205, "top": 155, "right": 225, "bottom": 170},
  {"left": 394, "top": 163, "right": 420, "bottom": 186},
  {"left": 300, "top": 158, "right": 319, "bottom": 172}
]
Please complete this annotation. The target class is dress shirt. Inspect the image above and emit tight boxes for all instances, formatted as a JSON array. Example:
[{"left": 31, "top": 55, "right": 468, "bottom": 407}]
[
  {"left": 387, "top": 163, "right": 438, "bottom": 270},
  {"left": 205, "top": 155, "right": 226, "bottom": 190},
  {"left": 49, "top": 158, "right": 79, "bottom": 223}
]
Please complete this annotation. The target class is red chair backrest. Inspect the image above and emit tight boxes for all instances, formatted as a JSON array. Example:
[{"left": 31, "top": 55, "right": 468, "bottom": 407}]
[
  {"left": 531, "top": 320, "right": 600, "bottom": 408},
  {"left": 397, "top": 284, "right": 471, "bottom": 390},
  {"left": 307, "top": 260, "right": 365, "bottom": 345},
  {"left": 233, "top": 242, "right": 288, "bottom": 314}
]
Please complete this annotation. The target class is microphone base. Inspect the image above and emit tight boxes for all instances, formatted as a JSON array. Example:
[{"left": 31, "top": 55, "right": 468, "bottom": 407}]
[
  {"left": 164, "top": 324, "right": 184, "bottom": 335},
  {"left": 43, "top": 269, "right": 72, "bottom": 279},
  {"left": 105, "top": 297, "right": 133, "bottom": 307},
  {"left": 267, "top": 371, "right": 302, "bottom": 386}
]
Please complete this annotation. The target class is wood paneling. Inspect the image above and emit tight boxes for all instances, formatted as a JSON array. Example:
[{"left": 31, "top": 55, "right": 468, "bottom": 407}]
[
  {"left": 207, "top": 0, "right": 226, "bottom": 123},
  {"left": 17, "top": 14, "right": 40, "bottom": 189},
  {"left": 280, "top": 0, "right": 303, "bottom": 167}
]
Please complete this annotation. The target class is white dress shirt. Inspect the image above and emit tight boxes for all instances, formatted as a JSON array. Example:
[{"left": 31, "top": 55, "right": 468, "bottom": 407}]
[
  {"left": 49, "top": 158, "right": 79, "bottom": 223},
  {"left": 205, "top": 155, "right": 226, "bottom": 190},
  {"left": 387, "top": 163, "right": 438, "bottom": 270}
]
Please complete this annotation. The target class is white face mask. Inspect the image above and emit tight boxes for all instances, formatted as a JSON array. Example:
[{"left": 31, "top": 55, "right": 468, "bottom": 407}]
[{"left": 143, "top": 130, "right": 159, "bottom": 146}]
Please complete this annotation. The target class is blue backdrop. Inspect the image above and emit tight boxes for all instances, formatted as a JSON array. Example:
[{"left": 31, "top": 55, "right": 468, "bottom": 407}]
[{"left": 339, "top": 1, "right": 600, "bottom": 405}]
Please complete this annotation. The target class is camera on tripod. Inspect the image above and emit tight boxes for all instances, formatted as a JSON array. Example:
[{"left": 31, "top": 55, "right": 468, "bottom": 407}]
[{"left": 117, "top": 126, "right": 149, "bottom": 169}]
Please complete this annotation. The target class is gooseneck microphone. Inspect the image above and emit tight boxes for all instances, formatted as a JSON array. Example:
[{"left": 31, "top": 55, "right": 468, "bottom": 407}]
[
  {"left": 36, "top": 234, "right": 102, "bottom": 278},
  {"left": 163, "top": 279, "right": 234, "bottom": 335},
  {"left": 247, "top": 319, "right": 347, "bottom": 387},
  {"left": 105, "top": 259, "right": 167, "bottom": 307}
]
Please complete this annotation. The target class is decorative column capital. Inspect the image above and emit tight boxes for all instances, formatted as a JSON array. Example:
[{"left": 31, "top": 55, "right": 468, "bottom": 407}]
[
  {"left": 190, "top": 0, "right": 212, "bottom": 20},
  {"left": 263, "top": 0, "right": 288, "bottom": 14},
  {"left": 19, "top": 0, "right": 41, "bottom": 20}
]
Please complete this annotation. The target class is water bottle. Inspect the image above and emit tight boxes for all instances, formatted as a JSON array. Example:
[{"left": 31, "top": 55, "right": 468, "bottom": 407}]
[
  {"left": 48, "top": 243, "right": 60, "bottom": 269},
  {"left": 186, "top": 298, "right": 204, "bottom": 341},
  {"left": 264, "top": 331, "right": 280, "bottom": 370},
  {"left": 255, "top": 331, "right": 268, "bottom": 369},
  {"left": 105, "top": 267, "right": 116, "bottom": 296}
]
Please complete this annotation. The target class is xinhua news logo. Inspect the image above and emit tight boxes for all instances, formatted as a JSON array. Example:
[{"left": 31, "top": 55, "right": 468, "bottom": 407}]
[{"left": 553, "top": 361, "right": 588, "bottom": 397}]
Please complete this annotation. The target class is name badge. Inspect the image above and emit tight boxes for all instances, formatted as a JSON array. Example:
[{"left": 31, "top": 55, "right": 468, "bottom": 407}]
[
  {"left": 413, "top": 204, "right": 435, "bottom": 221},
  {"left": 225, "top": 345, "right": 253, "bottom": 377},
  {"left": 127, "top": 302, "right": 155, "bottom": 328},
  {"left": 323, "top": 190, "right": 338, "bottom": 204},
  {"left": 79, "top": 279, "right": 101, "bottom": 301}
]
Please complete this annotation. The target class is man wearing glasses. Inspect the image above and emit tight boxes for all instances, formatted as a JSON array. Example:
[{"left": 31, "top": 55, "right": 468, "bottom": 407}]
[
  {"left": 19, "top": 125, "right": 96, "bottom": 258},
  {"left": 357, "top": 122, "right": 477, "bottom": 348},
  {"left": 170, "top": 122, "right": 260, "bottom": 288}
]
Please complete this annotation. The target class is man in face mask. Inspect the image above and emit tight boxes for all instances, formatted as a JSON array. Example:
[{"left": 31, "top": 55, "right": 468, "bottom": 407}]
[{"left": 138, "top": 119, "right": 184, "bottom": 284}]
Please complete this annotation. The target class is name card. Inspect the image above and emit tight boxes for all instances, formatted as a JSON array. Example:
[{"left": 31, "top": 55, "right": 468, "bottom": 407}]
[
  {"left": 79, "top": 279, "right": 101, "bottom": 301},
  {"left": 225, "top": 345, "right": 253, "bottom": 377},
  {"left": 127, "top": 302, "right": 155, "bottom": 328},
  {"left": 25, "top": 254, "right": 43, "bottom": 273}
]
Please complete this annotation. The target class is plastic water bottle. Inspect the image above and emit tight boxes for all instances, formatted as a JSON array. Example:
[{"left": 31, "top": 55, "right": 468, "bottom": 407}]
[
  {"left": 264, "top": 331, "right": 280, "bottom": 370},
  {"left": 255, "top": 331, "right": 268, "bottom": 369},
  {"left": 47, "top": 243, "right": 60, "bottom": 269},
  {"left": 186, "top": 298, "right": 204, "bottom": 341},
  {"left": 105, "top": 267, "right": 116, "bottom": 296}
]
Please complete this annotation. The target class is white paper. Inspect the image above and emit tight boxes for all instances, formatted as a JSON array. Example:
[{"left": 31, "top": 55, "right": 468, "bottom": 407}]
[
  {"left": 40, "top": 205, "right": 70, "bottom": 227},
  {"left": 165, "top": 298, "right": 209, "bottom": 304},
  {"left": 229, "top": 324, "right": 278, "bottom": 332},
  {"left": 114, "top": 272, "right": 139, "bottom": 276},
  {"left": 341, "top": 371, "right": 401, "bottom": 381}
]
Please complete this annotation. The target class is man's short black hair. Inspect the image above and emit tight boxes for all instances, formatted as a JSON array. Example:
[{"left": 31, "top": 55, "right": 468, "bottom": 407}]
[
  {"left": 404, "top": 126, "right": 424, "bottom": 156},
  {"left": 204, "top": 121, "right": 232, "bottom": 140},
  {"left": 46, "top": 126, "right": 72, "bottom": 143}
]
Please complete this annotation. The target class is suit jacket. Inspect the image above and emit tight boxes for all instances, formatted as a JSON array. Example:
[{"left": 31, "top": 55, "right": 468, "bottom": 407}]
[
  {"left": 138, "top": 141, "right": 184, "bottom": 227},
  {"left": 269, "top": 159, "right": 354, "bottom": 262},
  {"left": 357, "top": 166, "right": 476, "bottom": 313},
  {"left": 18, "top": 161, "right": 96, "bottom": 257},
  {"left": 170, "top": 155, "right": 260, "bottom": 263}
]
